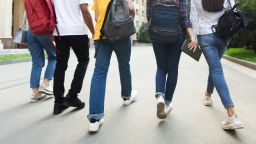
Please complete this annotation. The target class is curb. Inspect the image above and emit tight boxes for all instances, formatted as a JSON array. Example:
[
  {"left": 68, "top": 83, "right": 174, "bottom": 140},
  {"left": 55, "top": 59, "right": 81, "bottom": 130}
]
[
  {"left": 0, "top": 58, "right": 31, "bottom": 65},
  {"left": 223, "top": 55, "right": 256, "bottom": 71}
]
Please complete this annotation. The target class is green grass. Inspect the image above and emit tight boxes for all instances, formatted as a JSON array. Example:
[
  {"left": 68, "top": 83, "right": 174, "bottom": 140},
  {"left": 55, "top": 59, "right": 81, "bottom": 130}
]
[
  {"left": 225, "top": 48, "right": 256, "bottom": 63},
  {"left": 0, "top": 54, "right": 31, "bottom": 61}
]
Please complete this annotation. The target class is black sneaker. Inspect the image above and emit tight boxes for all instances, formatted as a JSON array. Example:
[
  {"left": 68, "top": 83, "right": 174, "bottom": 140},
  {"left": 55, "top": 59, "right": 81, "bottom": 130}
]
[
  {"left": 66, "top": 96, "right": 85, "bottom": 109},
  {"left": 53, "top": 103, "right": 69, "bottom": 115}
]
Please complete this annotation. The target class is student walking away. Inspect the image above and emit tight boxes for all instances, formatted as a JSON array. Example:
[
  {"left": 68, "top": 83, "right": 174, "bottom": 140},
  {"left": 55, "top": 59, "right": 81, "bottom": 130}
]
[
  {"left": 27, "top": 30, "right": 56, "bottom": 102},
  {"left": 146, "top": 0, "right": 197, "bottom": 119},
  {"left": 87, "top": 0, "right": 137, "bottom": 132},
  {"left": 190, "top": 0, "right": 243, "bottom": 130},
  {"left": 52, "top": 0, "right": 95, "bottom": 115},
  {"left": 25, "top": 1, "right": 57, "bottom": 102}
]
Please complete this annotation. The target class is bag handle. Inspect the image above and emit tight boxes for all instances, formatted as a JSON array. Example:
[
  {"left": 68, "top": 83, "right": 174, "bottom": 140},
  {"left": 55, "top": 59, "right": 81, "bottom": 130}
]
[
  {"left": 99, "top": 0, "right": 114, "bottom": 40},
  {"left": 227, "top": 0, "right": 239, "bottom": 10},
  {"left": 21, "top": 11, "right": 27, "bottom": 29}
]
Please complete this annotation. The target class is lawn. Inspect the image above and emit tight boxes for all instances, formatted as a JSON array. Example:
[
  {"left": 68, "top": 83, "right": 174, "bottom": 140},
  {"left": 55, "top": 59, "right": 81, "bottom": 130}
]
[
  {"left": 0, "top": 54, "right": 31, "bottom": 61},
  {"left": 225, "top": 48, "right": 256, "bottom": 63}
]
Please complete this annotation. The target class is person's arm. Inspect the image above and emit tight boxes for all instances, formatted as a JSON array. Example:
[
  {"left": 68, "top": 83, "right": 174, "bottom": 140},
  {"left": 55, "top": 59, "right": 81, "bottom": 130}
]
[
  {"left": 179, "top": 0, "right": 198, "bottom": 51},
  {"left": 180, "top": 0, "right": 193, "bottom": 39},
  {"left": 127, "top": 0, "right": 135, "bottom": 17},
  {"left": 92, "top": 1, "right": 98, "bottom": 22},
  {"left": 80, "top": 3, "right": 95, "bottom": 35},
  {"left": 188, "top": 0, "right": 199, "bottom": 51}
]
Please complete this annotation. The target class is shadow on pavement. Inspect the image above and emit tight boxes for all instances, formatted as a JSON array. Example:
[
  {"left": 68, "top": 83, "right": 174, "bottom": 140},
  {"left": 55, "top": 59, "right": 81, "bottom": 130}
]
[
  {"left": 225, "top": 130, "right": 244, "bottom": 142},
  {"left": 60, "top": 107, "right": 84, "bottom": 117}
]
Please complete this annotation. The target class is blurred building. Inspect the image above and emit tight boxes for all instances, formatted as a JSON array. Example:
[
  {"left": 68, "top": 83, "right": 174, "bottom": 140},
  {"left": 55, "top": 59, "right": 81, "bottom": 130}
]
[
  {"left": 0, "top": 0, "right": 26, "bottom": 49},
  {"left": 132, "top": 0, "right": 148, "bottom": 42},
  {"left": 0, "top": 0, "right": 147, "bottom": 49}
]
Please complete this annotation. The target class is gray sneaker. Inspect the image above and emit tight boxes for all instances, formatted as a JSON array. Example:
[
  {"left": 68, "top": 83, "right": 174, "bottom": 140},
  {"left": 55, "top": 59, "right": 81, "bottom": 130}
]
[
  {"left": 30, "top": 93, "right": 46, "bottom": 102},
  {"left": 39, "top": 84, "right": 53, "bottom": 95}
]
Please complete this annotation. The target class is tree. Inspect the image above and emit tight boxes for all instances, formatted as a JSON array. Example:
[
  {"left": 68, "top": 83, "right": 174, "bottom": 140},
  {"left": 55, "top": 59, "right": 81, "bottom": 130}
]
[
  {"left": 231, "top": 0, "right": 256, "bottom": 52},
  {"left": 138, "top": 23, "right": 152, "bottom": 43}
]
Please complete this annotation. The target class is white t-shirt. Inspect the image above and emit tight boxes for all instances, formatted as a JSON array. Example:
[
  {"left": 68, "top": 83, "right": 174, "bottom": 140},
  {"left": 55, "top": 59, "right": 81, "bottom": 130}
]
[
  {"left": 52, "top": 0, "right": 91, "bottom": 36},
  {"left": 190, "top": 0, "right": 235, "bottom": 38}
]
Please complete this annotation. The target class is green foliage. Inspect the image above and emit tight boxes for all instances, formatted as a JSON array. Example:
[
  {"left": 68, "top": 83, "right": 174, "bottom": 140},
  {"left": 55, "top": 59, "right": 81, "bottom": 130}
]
[
  {"left": 0, "top": 54, "right": 31, "bottom": 61},
  {"left": 225, "top": 48, "right": 256, "bottom": 63},
  {"left": 230, "top": 0, "right": 256, "bottom": 52},
  {"left": 138, "top": 23, "right": 152, "bottom": 43}
]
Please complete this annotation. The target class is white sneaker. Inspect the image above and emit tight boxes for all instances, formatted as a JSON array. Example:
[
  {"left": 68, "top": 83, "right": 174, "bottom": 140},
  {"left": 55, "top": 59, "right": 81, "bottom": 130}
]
[
  {"left": 156, "top": 95, "right": 166, "bottom": 119},
  {"left": 222, "top": 115, "right": 244, "bottom": 130},
  {"left": 203, "top": 96, "right": 212, "bottom": 106},
  {"left": 30, "top": 93, "right": 46, "bottom": 102},
  {"left": 88, "top": 118, "right": 104, "bottom": 132},
  {"left": 39, "top": 84, "right": 53, "bottom": 95},
  {"left": 164, "top": 103, "right": 173, "bottom": 115},
  {"left": 123, "top": 90, "right": 138, "bottom": 106}
]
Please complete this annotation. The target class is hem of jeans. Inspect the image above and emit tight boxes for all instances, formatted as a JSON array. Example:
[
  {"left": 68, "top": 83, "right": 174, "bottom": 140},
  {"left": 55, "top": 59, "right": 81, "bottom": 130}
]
[
  {"left": 87, "top": 113, "right": 104, "bottom": 120},
  {"left": 224, "top": 104, "right": 234, "bottom": 109},
  {"left": 206, "top": 90, "right": 213, "bottom": 95},
  {"left": 43, "top": 77, "right": 53, "bottom": 81},
  {"left": 165, "top": 100, "right": 171, "bottom": 105},
  {"left": 121, "top": 95, "right": 131, "bottom": 99},
  {"left": 54, "top": 97, "right": 65, "bottom": 104},
  {"left": 155, "top": 92, "right": 164, "bottom": 98},
  {"left": 30, "top": 86, "right": 40, "bottom": 89}
]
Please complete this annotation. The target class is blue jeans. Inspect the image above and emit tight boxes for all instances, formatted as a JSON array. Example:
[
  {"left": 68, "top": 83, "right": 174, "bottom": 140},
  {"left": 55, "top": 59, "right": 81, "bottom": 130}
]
[
  {"left": 152, "top": 36, "right": 184, "bottom": 104},
  {"left": 27, "top": 29, "right": 56, "bottom": 88},
  {"left": 88, "top": 39, "right": 132, "bottom": 120},
  {"left": 198, "top": 34, "right": 234, "bottom": 108}
]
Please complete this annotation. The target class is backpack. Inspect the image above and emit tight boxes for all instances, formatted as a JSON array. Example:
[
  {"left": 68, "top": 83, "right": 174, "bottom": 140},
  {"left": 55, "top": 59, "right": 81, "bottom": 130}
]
[
  {"left": 25, "top": 0, "right": 57, "bottom": 35},
  {"left": 149, "top": 0, "right": 181, "bottom": 44},
  {"left": 100, "top": 0, "right": 136, "bottom": 42},
  {"left": 212, "top": 1, "right": 250, "bottom": 44}
]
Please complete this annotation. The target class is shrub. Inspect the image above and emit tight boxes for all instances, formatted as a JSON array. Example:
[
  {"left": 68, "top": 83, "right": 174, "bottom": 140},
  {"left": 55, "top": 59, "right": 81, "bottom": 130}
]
[
  {"left": 230, "top": 0, "right": 256, "bottom": 53},
  {"left": 138, "top": 23, "right": 152, "bottom": 43}
]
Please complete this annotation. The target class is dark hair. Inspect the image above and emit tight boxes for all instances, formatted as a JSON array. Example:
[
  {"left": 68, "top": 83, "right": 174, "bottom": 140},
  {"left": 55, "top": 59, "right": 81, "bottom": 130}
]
[{"left": 202, "top": 0, "right": 224, "bottom": 12}]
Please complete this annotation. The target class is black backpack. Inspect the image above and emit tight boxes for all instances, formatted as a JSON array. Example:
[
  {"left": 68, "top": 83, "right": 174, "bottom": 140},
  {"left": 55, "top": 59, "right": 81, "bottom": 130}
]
[
  {"left": 212, "top": 0, "right": 250, "bottom": 44},
  {"left": 100, "top": 0, "right": 136, "bottom": 42}
]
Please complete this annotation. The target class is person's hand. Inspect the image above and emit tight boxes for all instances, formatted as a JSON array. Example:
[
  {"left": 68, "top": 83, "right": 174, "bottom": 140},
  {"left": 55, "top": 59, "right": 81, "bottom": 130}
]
[{"left": 188, "top": 38, "right": 198, "bottom": 53}]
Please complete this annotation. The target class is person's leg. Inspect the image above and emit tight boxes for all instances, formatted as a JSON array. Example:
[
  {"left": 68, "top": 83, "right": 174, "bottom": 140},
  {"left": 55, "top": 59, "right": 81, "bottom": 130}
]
[
  {"left": 67, "top": 35, "right": 90, "bottom": 97},
  {"left": 164, "top": 42, "right": 182, "bottom": 104},
  {"left": 27, "top": 30, "right": 45, "bottom": 97},
  {"left": 53, "top": 36, "right": 71, "bottom": 104},
  {"left": 206, "top": 71, "right": 214, "bottom": 95},
  {"left": 113, "top": 38, "right": 132, "bottom": 99},
  {"left": 88, "top": 40, "right": 113, "bottom": 120},
  {"left": 205, "top": 38, "right": 227, "bottom": 97},
  {"left": 152, "top": 41, "right": 169, "bottom": 119},
  {"left": 204, "top": 37, "right": 227, "bottom": 103},
  {"left": 198, "top": 35, "right": 243, "bottom": 130},
  {"left": 152, "top": 42, "right": 169, "bottom": 98},
  {"left": 37, "top": 35, "right": 56, "bottom": 85},
  {"left": 199, "top": 34, "right": 234, "bottom": 111}
]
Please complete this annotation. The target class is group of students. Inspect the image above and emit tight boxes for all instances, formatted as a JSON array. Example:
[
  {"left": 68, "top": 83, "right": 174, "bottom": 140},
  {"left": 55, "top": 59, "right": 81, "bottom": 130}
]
[{"left": 26, "top": 0, "right": 243, "bottom": 133}]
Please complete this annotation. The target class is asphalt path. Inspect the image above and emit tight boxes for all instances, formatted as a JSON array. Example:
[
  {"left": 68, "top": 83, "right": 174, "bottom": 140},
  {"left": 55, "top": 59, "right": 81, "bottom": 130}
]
[{"left": 0, "top": 46, "right": 255, "bottom": 144}]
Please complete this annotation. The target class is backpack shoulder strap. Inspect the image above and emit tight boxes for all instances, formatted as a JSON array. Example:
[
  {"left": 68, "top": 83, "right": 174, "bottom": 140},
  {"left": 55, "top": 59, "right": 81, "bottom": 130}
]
[{"left": 99, "top": 0, "right": 114, "bottom": 40}]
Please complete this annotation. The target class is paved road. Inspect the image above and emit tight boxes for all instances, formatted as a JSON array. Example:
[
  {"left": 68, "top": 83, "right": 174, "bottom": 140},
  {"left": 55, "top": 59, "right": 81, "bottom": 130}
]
[{"left": 0, "top": 46, "right": 256, "bottom": 144}]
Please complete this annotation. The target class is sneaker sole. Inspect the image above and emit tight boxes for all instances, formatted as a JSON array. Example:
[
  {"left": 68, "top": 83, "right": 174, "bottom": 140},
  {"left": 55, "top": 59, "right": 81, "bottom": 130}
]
[
  {"left": 66, "top": 102, "right": 85, "bottom": 109},
  {"left": 157, "top": 102, "right": 166, "bottom": 119},
  {"left": 204, "top": 102, "right": 212, "bottom": 106},
  {"left": 223, "top": 124, "right": 244, "bottom": 130},
  {"left": 30, "top": 95, "right": 46, "bottom": 102},
  {"left": 39, "top": 90, "right": 53, "bottom": 95},
  {"left": 123, "top": 100, "right": 135, "bottom": 106}
]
